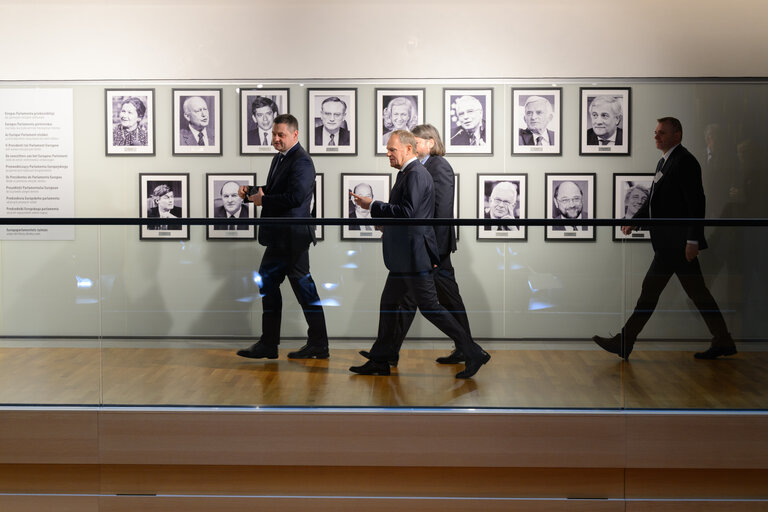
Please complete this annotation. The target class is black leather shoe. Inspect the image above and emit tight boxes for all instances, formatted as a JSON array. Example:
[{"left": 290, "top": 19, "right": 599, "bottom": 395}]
[
  {"left": 592, "top": 334, "right": 633, "bottom": 360},
  {"left": 435, "top": 349, "right": 465, "bottom": 364},
  {"left": 349, "top": 360, "right": 391, "bottom": 376},
  {"left": 236, "top": 342, "right": 278, "bottom": 359},
  {"left": 287, "top": 344, "right": 329, "bottom": 359},
  {"left": 455, "top": 351, "right": 491, "bottom": 379},
  {"left": 694, "top": 341, "right": 737, "bottom": 359},
  {"left": 359, "top": 350, "right": 398, "bottom": 367}
]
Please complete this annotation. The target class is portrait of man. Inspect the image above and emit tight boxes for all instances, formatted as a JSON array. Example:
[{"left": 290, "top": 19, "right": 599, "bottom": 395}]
[
  {"left": 180, "top": 96, "right": 213, "bottom": 146},
  {"left": 613, "top": 174, "right": 653, "bottom": 241},
  {"left": 483, "top": 181, "right": 519, "bottom": 231},
  {"left": 308, "top": 89, "right": 357, "bottom": 155},
  {"left": 444, "top": 89, "right": 493, "bottom": 154},
  {"left": 213, "top": 180, "right": 249, "bottom": 230},
  {"left": 519, "top": 96, "right": 555, "bottom": 146},
  {"left": 315, "top": 96, "right": 350, "bottom": 146},
  {"left": 348, "top": 182, "right": 374, "bottom": 231},
  {"left": 341, "top": 173, "right": 389, "bottom": 239},
  {"left": 580, "top": 88, "right": 630, "bottom": 155},
  {"left": 545, "top": 174, "right": 595, "bottom": 240},
  {"left": 450, "top": 95, "right": 486, "bottom": 146},
  {"left": 247, "top": 97, "right": 278, "bottom": 146},
  {"left": 173, "top": 89, "right": 221, "bottom": 155},
  {"left": 477, "top": 174, "right": 527, "bottom": 240},
  {"left": 239, "top": 89, "right": 288, "bottom": 155}
]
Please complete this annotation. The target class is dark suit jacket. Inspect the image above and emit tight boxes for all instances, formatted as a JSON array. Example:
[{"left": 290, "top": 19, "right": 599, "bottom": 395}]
[
  {"left": 586, "top": 127, "right": 622, "bottom": 146},
  {"left": 257, "top": 142, "right": 316, "bottom": 248},
  {"left": 370, "top": 159, "right": 439, "bottom": 273},
  {"left": 314, "top": 125, "right": 350, "bottom": 146},
  {"left": 450, "top": 122, "right": 486, "bottom": 145},
  {"left": 213, "top": 204, "right": 249, "bottom": 230},
  {"left": 631, "top": 144, "right": 707, "bottom": 252},
  {"left": 519, "top": 128, "right": 555, "bottom": 146},
  {"left": 147, "top": 206, "right": 183, "bottom": 230},
  {"left": 180, "top": 127, "right": 215, "bottom": 146},
  {"left": 423, "top": 155, "right": 457, "bottom": 256},
  {"left": 247, "top": 129, "right": 270, "bottom": 146}
]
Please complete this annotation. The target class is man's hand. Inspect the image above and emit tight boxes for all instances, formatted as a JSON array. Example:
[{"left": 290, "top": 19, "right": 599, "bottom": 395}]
[
  {"left": 238, "top": 185, "right": 250, "bottom": 199},
  {"left": 621, "top": 225, "right": 634, "bottom": 235},
  {"left": 251, "top": 187, "right": 264, "bottom": 207},
  {"left": 350, "top": 191, "right": 373, "bottom": 210},
  {"left": 685, "top": 242, "right": 699, "bottom": 262}
]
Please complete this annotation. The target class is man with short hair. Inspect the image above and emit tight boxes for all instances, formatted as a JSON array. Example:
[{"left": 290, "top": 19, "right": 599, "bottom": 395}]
[
  {"left": 349, "top": 130, "right": 490, "bottom": 379},
  {"left": 214, "top": 181, "right": 249, "bottom": 230},
  {"left": 179, "top": 96, "right": 213, "bottom": 146},
  {"left": 349, "top": 182, "right": 374, "bottom": 231},
  {"left": 586, "top": 95, "right": 623, "bottom": 146},
  {"left": 519, "top": 96, "right": 555, "bottom": 146},
  {"left": 247, "top": 97, "right": 278, "bottom": 146},
  {"left": 450, "top": 95, "right": 486, "bottom": 146},
  {"left": 593, "top": 117, "right": 736, "bottom": 360},
  {"left": 552, "top": 181, "right": 587, "bottom": 230},
  {"left": 314, "top": 96, "right": 350, "bottom": 146},
  {"left": 236, "top": 114, "right": 329, "bottom": 361},
  {"left": 484, "top": 181, "right": 519, "bottom": 231}
]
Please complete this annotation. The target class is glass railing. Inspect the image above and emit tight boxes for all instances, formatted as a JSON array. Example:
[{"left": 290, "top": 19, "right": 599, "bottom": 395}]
[{"left": 1, "top": 217, "right": 765, "bottom": 410}]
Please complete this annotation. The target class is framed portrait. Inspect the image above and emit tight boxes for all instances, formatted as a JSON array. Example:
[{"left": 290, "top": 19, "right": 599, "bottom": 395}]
[
  {"left": 512, "top": 88, "right": 562, "bottom": 155},
  {"left": 443, "top": 88, "right": 493, "bottom": 155},
  {"left": 545, "top": 173, "right": 596, "bottom": 241},
  {"left": 454, "top": 174, "right": 460, "bottom": 241},
  {"left": 172, "top": 89, "right": 222, "bottom": 156},
  {"left": 613, "top": 173, "right": 653, "bottom": 241},
  {"left": 477, "top": 174, "right": 527, "bottom": 240},
  {"left": 341, "top": 173, "right": 391, "bottom": 240},
  {"left": 139, "top": 173, "right": 190, "bottom": 240},
  {"left": 205, "top": 173, "right": 257, "bottom": 240},
  {"left": 308, "top": 88, "right": 357, "bottom": 156},
  {"left": 375, "top": 88, "right": 425, "bottom": 155},
  {"left": 580, "top": 87, "right": 631, "bottom": 155},
  {"left": 312, "top": 173, "right": 324, "bottom": 241},
  {"left": 239, "top": 88, "right": 289, "bottom": 155},
  {"left": 105, "top": 89, "right": 155, "bottom": 156}
]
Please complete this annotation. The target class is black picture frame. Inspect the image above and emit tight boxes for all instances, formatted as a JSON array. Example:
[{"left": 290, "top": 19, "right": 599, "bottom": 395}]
[
  {"left": 172, "top": 89, "right": 222, "bottom": 156},
  {"left": 512, "top": 88, "right": 562, "bottom": 155},
  {"left": 477, "top": 174, "right": 528, "bottom": 240},
  {"left": 545, "top": 173, "right": 596, "bottom": 241},
  {"left": 239, "top": 88, "right": 289, "bottom": 155},
  {"left": 308, "top": 88, "right": 357, "bottom": 156},
  {"left": 139, "top": 173, "right": 190, "bottom": 240},
  {"left": 443, "top": 88, "right": 493, "bottom": 155},
  {"left": 341, "top": 173, "right": 391, "bottom": 240},
  {"left": 613, "top": 173, "right": 653, "bottom": 241},
  {"left": 205, "top": 173, "right": 257, "bottom": 240},
  {"left": 375, "top": 88, "right": 425, "bottom": 155},
  {"left": 313, "top": 173, "right": 324, "bottom": 241},
  {"left": 579, "top": 87, "right": 631, "bottom": 155},
  {"left": 105, "top": 88, "right": 155, "bottom": 156}
]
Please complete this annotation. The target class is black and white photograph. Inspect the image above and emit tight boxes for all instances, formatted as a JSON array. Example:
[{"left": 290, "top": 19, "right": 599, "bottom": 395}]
[
  {"left": 512, "top": 88, "right": 562, "bottom": 155},
  {"left": 308, "top": 88, "right": 357, "bottom": 155},
  {"left": 239, "top": 88, "right": 289, "bottom": 155},
  {"left": 341, "top": 173, "right": 391, "bottom": 240},
  {"left": 580, "top": 87, "right": 631, "bottom": 155},
  {"left": 139, "top": 173, "right": 190, "bottom": 240},
  {"left": 454, "top": 174, "right": 460, "bottom": 241},
  {"left": 444, "top": 88, "right": 493, "bottom": 155},
  {"left": 312, "top": 173, "right": 324, "bottom": 241},
  {"left": 172, "top": 89, "right": 222, "bottom": 156},
  {"left": 375, "top": 88, "right": 424, "bottom": 155},
  {"left": 613, "top": 173, "right": 653, "bottom": 241},
  {"left": 205, "top": 173, "right": 257, "bottom": 240},
  {"left": 545, "top": 173, "right": 596, "bottom": 241},
  {"left": 477, "top": 174, "right": 527, "bottom": 240},
  {"left": 105, "top": 89, "right": 155, "bottom": 155}
]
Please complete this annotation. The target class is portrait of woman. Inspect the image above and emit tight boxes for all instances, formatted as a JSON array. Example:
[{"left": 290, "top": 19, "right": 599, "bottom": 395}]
[
  {"left": 113, "top": 96, "right": 148, "bottom": 147},
  {"left": 381, "top": 96, "right": 418, "bottom": 145},
  {"left": 623, "top": 183, "right": 650, "bottom": 218},
  {"left": 147, "top": 183, "right": 182, "bottom": 230}
]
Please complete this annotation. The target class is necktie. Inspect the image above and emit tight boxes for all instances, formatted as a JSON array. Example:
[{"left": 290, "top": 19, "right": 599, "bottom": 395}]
[
  {"left": 197, "top": 132, "right": 205, "bottom": 146},
  {"left": 469, "top": 134, "right": 477, "bottom": 145},
  {"left": 536, "top": 136, "right": 544, "bottom": 146},
  {"left": 263, "top": 133, "right": 269, "bottom": 145},
  {"left": 655, "top": 157, "right": 665, "bottom": 173},
  {"left": 329, "top": 134, "right": 335, "bottom": 146},
  {"left": 227, "top": 214, "right": 235, "bottom": 231},
  {"left": 600, "top": 139, "right": 609, "bottom": 145}
]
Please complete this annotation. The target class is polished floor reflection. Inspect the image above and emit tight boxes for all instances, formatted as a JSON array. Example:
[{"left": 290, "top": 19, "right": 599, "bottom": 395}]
[{"left": 0, "top": 340, "right": 766, "bottom": 409}]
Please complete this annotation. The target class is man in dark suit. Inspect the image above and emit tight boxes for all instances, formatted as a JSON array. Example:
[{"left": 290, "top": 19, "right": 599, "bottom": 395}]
[
  {"left": 314, "top": 96, "right": 350, "bottom": 146},
  {"left": 247, "top": 97, "right": 278, "bottom": 146},
  {"left": 586, "top": 95, "right": 623, "bottom": 146},
  {"left": 236, "top": 114, "right": 329, "bottom": 360},
  {"left": 179, "top": 96, "right": 214, "bottom": 146},
  {"left": 349, "top": 130, "right": 490, "bottom": 379},
  {"left": 450, "top": 95, "right": 486, "bottom": 146},
  {"left": 593, "top": 117, "right": 736, "bottom": 360},
  {"left": 518, "top": 96, "right": 556, "bottom": 146},
  {"left": 213, "top": 181, "right": 249, "bottom": 230},
  {"left": 147, "top": 183, "right": 183, "bottom": 230},
  {"left": 552, "top": 181, "right": 588, "bottom": 231}
]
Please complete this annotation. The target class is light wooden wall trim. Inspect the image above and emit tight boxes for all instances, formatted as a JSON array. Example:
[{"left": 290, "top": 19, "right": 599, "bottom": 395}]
[
  {"left": 626, "top": 469, "right": 768, "bottom": 499},
  {"left": 626, "top": 502, "right": 768, "bottom": 511},
  {"left": 0, "top": 410, "right": 98, "bottom": 464},
  {"left": 0, "top": 495, "right": 99, "bottom": 512}
]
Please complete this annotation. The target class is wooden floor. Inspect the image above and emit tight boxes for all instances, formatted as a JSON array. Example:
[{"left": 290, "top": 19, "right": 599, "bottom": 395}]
[{"left": 1, "top": 341, "right": 766, "bottom": 409}]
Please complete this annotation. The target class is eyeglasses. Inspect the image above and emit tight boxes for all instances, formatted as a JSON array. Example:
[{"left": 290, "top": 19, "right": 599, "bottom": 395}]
[
  {"left": 492, "top": 198, "right": 514, "bottom": 207},
  {"left": 556, "top": 197, "right": 582, "bottom": 205}
]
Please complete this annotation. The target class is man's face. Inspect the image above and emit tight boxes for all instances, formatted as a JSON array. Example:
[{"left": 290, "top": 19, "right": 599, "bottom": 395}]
[
  {"left": 455, "top": 96, "right": 483, "bottom": 131},
  {"left": 524, "top": 99, "right": 553, "bottom": 134},
  {"left": 253, "top": 106, "right": 276, "bottom": 131},
  {"left": 155, "top": 191, "right": 174, "bottom": 213},
  {"left": 352, "top": 183, "right": 373, "bottom": 218},
  {"left": 184, "top": 97, "right": 209, "bottom": 130},
  {"left": 489, "top": 183, "right": 517, "bottom": 219},
  {"left": 627, "top": 188, "right": 648, "bottom": 214},
  {"left": 654, "top": 121, "right": 682, "bottom": 153},
  {"left": 589, "top": 100, "right": 620, "bottom": 138},
  {"left": 390, "top": 104, "right": 411, "bottom": 130},
  {"left": 320, "top": 100, "right": 346, "bottom": 133},
  {"left": 220, "top": 182, "right": 243, "bottom": 215},
  {"left": 554, "top": 182, "right": 583, "bottom": 219},
  {"left": 414, "top": 136, "right": 432, "bottom": 159},
  {"left": 386, "top": 134, "right": 413, "bottom": 169},
  {"left": 272, "top": 122, "right": 298, "bottom": 152}
]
